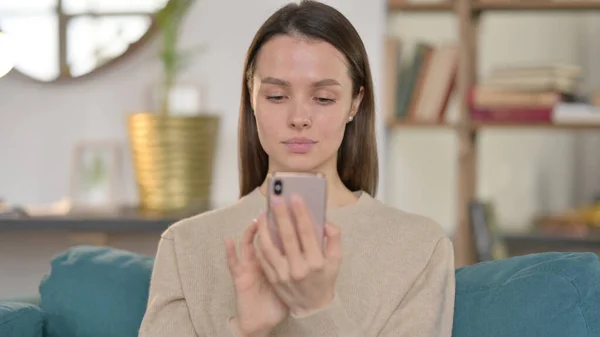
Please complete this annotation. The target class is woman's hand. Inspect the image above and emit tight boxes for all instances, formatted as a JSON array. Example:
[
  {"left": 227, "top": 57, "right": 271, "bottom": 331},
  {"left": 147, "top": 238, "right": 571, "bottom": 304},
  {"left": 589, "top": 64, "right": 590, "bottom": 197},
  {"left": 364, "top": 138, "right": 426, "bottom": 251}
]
[
  {"left": 256, "top": 195, "right": 343, "bottom": 317},
  {"left": 225, "top": 215, "right": 289, "bottom": 337}
]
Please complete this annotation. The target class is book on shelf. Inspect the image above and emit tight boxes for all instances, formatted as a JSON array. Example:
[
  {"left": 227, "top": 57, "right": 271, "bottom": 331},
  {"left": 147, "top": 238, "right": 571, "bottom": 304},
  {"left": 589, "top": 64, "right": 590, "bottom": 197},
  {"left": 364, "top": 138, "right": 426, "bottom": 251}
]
[
  {"left": 488, "top": 63, "right": 581, "bottom": 82},
  {"left": 553, "top": 103, "right": 600, "bottom": 125},
  {"left": 534, "top": 199, "right": 600, "bottom": 237},
  {"left": 469, "top": 62, "right": 600, "bottom": 125},
  {"left": 384, "top": 37, "right": 401, "bottom": 125},
  {"left": 384, "top": 37, "right": 458, "bottom": 125},
  {"left": 483, "top": 63, "right": 581, "bottom": 93},
  {"left": 469, "top": 200, "right": 509, "bottom": 262},
  {"left": 593, "top": 91, "right": 600, "bottom": 106}
]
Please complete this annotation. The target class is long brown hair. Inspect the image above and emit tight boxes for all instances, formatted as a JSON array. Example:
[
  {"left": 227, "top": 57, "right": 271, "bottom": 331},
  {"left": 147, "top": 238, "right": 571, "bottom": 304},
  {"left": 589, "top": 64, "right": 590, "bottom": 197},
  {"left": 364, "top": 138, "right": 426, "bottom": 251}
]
[{"left": 238, "top": 0, "right": 378, "bottom": 198}]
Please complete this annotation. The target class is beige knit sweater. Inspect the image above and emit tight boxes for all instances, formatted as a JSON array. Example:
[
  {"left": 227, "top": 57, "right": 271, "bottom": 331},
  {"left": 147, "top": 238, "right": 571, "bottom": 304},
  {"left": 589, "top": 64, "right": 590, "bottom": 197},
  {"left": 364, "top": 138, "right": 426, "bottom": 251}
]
[{"left": 138, "top": 188, "right": 455, "bottom": 337}]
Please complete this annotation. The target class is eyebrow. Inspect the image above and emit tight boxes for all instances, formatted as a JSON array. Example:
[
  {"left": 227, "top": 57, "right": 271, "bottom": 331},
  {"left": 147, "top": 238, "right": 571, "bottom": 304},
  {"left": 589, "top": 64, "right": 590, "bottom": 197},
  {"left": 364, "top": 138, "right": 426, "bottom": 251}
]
[{"left": 261, "top": 77, "right": 341, "bottom": 87}]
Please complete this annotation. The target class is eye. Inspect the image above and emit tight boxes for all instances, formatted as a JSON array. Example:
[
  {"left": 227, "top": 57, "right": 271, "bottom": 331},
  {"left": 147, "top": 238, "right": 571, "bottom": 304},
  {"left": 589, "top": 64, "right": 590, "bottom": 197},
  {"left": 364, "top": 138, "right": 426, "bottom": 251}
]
[
  {"left": 266, "top": 95, "right": 286, "bottom": 102},
  {"left": 316, "top": 97, "right": 336, "bottom": 105}
]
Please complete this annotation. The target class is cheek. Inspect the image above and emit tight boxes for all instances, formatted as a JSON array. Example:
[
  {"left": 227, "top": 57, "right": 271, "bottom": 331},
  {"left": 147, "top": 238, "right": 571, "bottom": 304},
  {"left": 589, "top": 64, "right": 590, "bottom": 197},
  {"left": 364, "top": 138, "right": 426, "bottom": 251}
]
[
  {"left": 255, "top": 111, "right": 284, "bottom": 149},
  {"left": 255, "top": 117, "right": 273, "bottom": 144},
  {"left": 315, "top": 113, "right": 347, "bottom": 144}
]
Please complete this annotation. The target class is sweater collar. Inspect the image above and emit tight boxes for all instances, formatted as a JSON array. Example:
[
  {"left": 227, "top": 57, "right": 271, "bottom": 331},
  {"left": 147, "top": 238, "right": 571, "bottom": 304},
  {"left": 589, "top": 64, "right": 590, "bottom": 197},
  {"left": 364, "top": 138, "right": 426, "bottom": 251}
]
[{"left": 239, "top": 187, "right": 374, "bottom": 218}]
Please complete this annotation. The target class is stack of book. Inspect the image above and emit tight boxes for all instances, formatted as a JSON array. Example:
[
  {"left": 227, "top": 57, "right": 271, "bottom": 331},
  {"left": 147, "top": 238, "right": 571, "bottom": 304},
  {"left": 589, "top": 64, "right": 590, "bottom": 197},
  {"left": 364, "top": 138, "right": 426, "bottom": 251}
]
[{"left": 468, "top": 63, "right": 582, "bottom": 124}]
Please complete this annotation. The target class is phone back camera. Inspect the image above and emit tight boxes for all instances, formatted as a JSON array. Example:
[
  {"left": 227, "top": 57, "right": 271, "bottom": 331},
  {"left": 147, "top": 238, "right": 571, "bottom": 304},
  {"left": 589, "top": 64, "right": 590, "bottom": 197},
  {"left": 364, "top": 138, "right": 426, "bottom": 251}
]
[{"left": 273, "top": 180, "right": 283, "bottom": 195}]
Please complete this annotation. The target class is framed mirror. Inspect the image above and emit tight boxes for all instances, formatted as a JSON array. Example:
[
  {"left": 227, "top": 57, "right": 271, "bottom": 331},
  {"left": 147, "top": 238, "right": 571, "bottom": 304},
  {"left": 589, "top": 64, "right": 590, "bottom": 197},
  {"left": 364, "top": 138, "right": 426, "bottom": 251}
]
[{"left": 0, "top": 0, "right": 169, "bottom": 82}]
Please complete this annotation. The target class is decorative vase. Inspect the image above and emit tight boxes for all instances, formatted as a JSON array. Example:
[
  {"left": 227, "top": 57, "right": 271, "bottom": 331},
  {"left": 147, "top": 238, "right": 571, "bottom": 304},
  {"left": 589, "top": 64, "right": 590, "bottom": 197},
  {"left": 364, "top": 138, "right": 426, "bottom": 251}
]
[{"left": 127, "top": 112, "right": 220, "bottom": 212}]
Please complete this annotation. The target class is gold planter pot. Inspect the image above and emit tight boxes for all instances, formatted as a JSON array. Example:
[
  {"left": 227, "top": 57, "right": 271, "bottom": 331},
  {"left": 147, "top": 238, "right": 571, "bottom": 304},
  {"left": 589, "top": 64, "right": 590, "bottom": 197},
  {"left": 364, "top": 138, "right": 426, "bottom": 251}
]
[{"left": 127, "top": 112, "right": 220, "bottom": 211}]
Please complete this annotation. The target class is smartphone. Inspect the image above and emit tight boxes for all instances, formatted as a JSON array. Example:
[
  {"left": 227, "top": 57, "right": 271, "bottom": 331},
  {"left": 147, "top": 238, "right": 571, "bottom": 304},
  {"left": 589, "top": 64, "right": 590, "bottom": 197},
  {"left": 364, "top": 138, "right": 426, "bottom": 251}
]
[{"left": 267, "top": 172, "right": 327, "bottom": 253}]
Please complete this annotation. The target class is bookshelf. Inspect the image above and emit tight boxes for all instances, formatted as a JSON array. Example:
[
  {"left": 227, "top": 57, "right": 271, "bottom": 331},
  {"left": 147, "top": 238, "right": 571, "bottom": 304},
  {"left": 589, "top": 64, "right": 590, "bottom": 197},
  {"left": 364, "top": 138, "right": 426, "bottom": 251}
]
[{"left": 387, "top": 0, "right": 600, "bottom": 267}]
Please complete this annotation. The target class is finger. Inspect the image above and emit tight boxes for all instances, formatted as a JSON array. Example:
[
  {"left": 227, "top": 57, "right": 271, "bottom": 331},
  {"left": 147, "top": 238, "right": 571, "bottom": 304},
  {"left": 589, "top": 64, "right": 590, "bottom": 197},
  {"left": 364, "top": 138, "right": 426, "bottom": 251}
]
[
  {"left": 241, "top": 215, "right": 261, "bottom": 261},
  {"left": 290, "top": 194, "right": 323, "bottom": 261},
  {"left": 271, "top": 196, "right": 304, "bottom": 266},
  {"left": 225, "top": 237, "right": 240, "bottom": 277},
  {"left": 255, "top": 240, "right": 278, "bottom": 283},
  {"left": 258, "top": 213, "right": 289, "bottom": 281},
  {"left": 324, "top": 222, "right": 343, "bottom": 262}
]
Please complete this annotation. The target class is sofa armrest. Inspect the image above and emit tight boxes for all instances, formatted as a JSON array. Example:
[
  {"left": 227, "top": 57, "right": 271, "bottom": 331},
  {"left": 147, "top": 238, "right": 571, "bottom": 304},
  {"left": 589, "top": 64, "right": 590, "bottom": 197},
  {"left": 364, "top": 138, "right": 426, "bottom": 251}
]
[
  {"left": 0, "top": 302, "right": 45, "bottom": 337},
  {"left": 454, "top": 252, "right": 600, "bottom": 337}
]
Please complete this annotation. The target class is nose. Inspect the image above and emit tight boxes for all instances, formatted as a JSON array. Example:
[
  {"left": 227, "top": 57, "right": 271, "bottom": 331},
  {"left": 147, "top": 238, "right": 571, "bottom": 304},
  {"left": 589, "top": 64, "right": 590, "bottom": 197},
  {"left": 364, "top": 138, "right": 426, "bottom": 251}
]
[{"left": 288, "top": 103, "right": 312, "bottom": 130}]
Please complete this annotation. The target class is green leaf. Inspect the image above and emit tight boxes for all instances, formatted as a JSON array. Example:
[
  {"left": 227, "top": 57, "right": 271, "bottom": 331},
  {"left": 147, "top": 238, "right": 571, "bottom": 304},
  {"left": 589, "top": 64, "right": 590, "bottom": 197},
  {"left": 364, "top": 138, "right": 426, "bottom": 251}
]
[{"left": 154, "top": 0, "right": 204, "bottom": 114}]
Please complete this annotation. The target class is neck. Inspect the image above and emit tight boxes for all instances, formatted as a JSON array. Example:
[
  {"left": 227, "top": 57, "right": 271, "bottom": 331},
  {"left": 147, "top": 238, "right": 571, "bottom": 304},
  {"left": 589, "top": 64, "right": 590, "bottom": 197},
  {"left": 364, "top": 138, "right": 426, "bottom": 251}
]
[{"left": 259, "top": 164, "right": 358, "bottom": 209}]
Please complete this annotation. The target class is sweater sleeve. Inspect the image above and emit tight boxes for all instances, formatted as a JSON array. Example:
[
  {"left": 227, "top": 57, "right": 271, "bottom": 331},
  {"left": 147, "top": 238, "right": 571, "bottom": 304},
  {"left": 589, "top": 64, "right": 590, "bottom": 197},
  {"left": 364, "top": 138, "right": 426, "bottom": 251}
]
[
  {"left": 379, "top": 236, "right": 455, "bottom": 336},
  {"left": 138, "top": 231, "right": 203, "bottom": 337},
  {"left": 286, "top": 291, "right": 360, "bottom": 336},
  {"left": 286, "top": 236, "right": 455, "bottom": 337}
]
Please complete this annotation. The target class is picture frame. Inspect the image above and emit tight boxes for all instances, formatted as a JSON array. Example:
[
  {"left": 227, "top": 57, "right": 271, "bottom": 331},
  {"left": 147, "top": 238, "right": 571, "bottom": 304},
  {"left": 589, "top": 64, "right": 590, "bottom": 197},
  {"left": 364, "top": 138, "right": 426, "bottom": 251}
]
[{"left": 69, "top": 141, "right": 122, "bottom": 213}]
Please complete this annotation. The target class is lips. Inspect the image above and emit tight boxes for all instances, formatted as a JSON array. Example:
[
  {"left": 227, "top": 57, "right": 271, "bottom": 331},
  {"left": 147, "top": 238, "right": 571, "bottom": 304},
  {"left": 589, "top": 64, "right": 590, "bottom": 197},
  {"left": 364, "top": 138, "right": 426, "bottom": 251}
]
[{"left": 282, "top": 137, "right": 317, "bottom": 154}]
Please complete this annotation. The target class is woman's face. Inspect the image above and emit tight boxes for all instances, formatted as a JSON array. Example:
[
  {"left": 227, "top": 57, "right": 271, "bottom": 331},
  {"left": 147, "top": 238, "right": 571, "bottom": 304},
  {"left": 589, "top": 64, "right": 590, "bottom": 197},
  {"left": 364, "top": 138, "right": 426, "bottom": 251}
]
[{"left": 250, "top": 34, "right": 363, "bottom": 175}]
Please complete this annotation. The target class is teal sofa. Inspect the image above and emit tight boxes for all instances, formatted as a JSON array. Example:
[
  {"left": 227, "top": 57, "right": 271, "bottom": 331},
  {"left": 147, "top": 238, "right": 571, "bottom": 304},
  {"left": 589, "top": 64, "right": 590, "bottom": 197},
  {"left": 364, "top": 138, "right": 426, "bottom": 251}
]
[{"left": 1, "top": 245, "right": 599, "bottom": 337}]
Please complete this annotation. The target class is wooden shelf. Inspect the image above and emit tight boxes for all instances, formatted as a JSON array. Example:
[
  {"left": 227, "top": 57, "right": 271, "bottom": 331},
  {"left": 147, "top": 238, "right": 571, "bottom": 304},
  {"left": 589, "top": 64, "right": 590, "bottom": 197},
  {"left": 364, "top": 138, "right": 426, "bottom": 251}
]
[
  {"left": 388, "top": 0, "right": 600, "bottom": 12},
  {"left": 474, "top": 1, "right": 600, "bottom": 11},
  {"left": 0, "top": 205, "right": 207, "bottom": 232},
  {"left": 388, "top": 0, "right": 454, "bottom": 11},
  {"left": 387, "top": 120, "right": 600, "bottom": 130},
  {"left": 473, "top": 122, "right": 600, "bottom": 129},
  {"left": 387, "top": 120, "right": 454, "bottom": 128}
]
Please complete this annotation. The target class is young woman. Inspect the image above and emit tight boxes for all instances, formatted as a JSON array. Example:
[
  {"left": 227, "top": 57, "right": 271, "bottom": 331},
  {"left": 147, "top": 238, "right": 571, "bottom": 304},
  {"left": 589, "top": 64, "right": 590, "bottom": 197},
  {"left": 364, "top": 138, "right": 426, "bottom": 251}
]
[{"left": 139, "top": 1, "right": 455, "bottom": 337}]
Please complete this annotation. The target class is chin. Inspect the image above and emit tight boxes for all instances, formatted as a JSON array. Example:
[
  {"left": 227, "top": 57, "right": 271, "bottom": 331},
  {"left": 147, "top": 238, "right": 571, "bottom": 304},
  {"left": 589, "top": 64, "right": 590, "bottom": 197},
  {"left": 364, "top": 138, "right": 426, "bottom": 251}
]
[{"left": 276, "top": 156, "right": 324, "bottom": 173}]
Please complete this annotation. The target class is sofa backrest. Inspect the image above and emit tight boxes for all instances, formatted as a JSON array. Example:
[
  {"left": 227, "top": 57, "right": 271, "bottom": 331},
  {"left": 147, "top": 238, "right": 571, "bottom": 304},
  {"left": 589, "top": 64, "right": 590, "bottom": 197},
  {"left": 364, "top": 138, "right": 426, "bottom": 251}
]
[
  {"left": 39, "top": 246, "right": 153, "bottom": 337},
  {"left": 37, "top": 246, "right": 600, "bottom": 337}
]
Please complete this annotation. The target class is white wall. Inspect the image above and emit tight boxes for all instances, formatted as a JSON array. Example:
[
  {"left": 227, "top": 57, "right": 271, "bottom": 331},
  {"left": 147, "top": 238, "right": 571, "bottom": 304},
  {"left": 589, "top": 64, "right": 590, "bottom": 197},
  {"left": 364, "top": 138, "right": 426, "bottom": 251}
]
[
  {"left": 0, "top": 0, "right": 386, "bottom": 209},
  {"left": 0, "top": 0, "right": 386, "bottom": 298},
  {"left": 386, "top": 11, "right": 600, "bottom": 233}
]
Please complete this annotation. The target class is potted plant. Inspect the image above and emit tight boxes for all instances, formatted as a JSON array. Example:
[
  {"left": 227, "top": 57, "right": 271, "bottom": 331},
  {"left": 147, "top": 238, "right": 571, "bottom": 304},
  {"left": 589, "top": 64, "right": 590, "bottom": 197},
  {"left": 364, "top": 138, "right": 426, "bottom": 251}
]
[{"left": 127, "top": 0, "right": 220, "bottom": 212}]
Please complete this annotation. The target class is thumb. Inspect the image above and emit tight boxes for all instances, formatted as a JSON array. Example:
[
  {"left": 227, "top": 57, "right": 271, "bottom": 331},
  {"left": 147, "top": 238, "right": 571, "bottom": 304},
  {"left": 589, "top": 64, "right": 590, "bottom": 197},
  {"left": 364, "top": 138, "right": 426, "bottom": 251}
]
[{"left": 324, "top": 222, "right": 342, "bottom": 261}]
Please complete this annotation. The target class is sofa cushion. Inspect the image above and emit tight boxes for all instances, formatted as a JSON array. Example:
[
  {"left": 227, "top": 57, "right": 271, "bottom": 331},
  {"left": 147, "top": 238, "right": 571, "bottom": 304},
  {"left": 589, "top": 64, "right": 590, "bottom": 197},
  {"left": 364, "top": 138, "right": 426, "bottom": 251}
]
[
  {"left": 453, "top": 252, "right": 600, "bottom": 337},
  {"left": 0, "top": 302, "right": 44, "bottom": 337},
  {"left": 39, "top": 245, "right": 154, "bottom": 337}
]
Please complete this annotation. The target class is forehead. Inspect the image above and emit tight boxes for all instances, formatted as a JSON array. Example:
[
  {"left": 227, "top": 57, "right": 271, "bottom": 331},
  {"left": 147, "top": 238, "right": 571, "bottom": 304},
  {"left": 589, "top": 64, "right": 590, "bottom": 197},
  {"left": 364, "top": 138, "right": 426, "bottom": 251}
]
[{"left": 254, "top": 34, "right": 350, "bottom": 83}]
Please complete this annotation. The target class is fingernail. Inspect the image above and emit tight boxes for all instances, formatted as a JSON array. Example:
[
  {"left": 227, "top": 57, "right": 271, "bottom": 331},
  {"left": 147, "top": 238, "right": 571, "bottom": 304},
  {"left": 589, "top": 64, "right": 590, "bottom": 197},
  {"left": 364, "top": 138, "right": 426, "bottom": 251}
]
[{"left": 253, "top": 212, "right": 265, "bottom": 223}]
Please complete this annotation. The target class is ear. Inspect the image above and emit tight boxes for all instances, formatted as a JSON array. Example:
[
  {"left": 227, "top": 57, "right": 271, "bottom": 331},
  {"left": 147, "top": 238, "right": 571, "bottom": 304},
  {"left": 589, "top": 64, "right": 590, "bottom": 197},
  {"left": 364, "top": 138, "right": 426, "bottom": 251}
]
[{"left": 350, "top": 86, "right": 364, "bottom": 119}]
